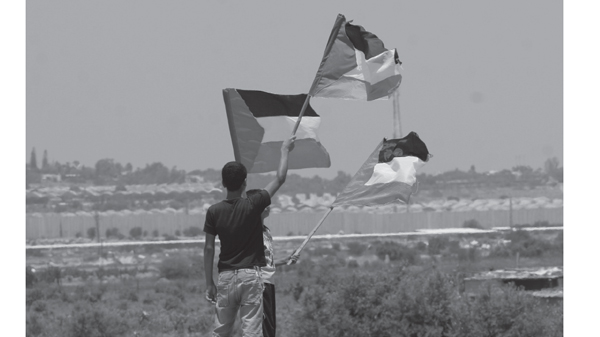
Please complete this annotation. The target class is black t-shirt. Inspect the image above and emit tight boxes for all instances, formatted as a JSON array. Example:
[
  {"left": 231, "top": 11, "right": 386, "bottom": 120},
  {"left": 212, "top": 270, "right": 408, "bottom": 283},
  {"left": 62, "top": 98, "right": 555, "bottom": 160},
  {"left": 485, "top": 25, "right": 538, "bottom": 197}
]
[{"left": 203, "top": 189, "right": 271, "bottom": 272}]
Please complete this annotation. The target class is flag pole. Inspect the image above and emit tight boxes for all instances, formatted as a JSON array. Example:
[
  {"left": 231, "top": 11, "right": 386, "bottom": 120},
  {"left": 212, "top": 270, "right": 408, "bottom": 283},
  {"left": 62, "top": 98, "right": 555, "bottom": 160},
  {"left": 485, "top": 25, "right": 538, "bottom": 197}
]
[
  {"left": 287, "top": 206, "right": 334, "bottom": 264},
  {"left": 291, "top": 95, "right": 311, "bottom": 136},
  {"left": 392, "top": 88, "right": 402, "bottom": 138}
]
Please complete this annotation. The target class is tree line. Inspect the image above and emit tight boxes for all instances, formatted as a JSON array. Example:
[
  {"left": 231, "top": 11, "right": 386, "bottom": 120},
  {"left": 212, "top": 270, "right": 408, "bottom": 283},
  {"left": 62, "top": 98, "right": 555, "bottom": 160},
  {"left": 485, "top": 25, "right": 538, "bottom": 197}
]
[{"left": 26, "top": 148, "right": 562, "bottom": 195}]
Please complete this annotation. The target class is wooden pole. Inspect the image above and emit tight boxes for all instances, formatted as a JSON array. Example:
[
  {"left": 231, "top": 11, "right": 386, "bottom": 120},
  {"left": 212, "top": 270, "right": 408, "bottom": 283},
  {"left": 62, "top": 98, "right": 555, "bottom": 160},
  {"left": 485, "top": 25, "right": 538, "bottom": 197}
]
[
  {"left": 288, "top": 207, "right": 334, "bottom": 264},
  {"left": 392, "top": 88, "right": 402, "bottom": 138},
  {"left": 291, "top": 95, "right": 311, "bottom": 136}
]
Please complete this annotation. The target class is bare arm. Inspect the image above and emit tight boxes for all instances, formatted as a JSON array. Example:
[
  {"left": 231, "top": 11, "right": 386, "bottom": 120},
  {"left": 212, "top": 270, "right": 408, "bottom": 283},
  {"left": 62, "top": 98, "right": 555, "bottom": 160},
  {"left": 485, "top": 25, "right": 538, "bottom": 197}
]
[
  {"left": 204, "top": 233, "right": 217, "bottom": 303},
  {"left": 274, "top": 253, "right": 299, "bottom": 267},
  {"left": 264, "top": 136, "right": 296, "bottom": 198}
]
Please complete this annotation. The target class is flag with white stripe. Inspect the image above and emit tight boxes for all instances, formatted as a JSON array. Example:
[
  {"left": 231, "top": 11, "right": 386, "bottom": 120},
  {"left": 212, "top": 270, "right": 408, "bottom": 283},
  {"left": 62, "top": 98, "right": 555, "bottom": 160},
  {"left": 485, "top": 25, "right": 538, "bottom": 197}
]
[
  {"left": 223, "top": 88, "right": 331, "bottom": 173},
  {"left": 332, "top": 132, "right": 430, "bottom": 207},
  {"left": 309, "top": 14, "right": 402, "bottom": 101}
]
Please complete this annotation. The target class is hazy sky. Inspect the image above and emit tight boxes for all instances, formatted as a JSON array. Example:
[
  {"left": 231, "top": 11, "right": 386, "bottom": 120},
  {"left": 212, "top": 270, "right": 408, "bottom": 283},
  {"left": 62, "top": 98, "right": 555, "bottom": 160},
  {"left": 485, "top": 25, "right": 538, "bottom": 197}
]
[{"left": 26, "top": 0, "right": 563, "bottom": 178}]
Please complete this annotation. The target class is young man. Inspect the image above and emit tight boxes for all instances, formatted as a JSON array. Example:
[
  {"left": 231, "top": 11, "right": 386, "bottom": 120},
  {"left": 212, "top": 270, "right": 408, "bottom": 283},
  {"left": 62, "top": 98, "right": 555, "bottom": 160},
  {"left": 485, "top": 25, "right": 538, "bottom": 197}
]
[
  {"left": 203, "top": 136, "right": 295, "bottom": 337},
  {"left": 246, "top": 189, "right": 299, "bottom": 337}
]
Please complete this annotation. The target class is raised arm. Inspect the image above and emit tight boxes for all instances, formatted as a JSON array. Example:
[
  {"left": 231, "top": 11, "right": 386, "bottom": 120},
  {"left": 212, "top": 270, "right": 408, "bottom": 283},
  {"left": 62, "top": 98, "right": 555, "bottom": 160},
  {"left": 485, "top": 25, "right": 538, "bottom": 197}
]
[{"left": 264, "top": 136, "right": 295, "bottom": 198}]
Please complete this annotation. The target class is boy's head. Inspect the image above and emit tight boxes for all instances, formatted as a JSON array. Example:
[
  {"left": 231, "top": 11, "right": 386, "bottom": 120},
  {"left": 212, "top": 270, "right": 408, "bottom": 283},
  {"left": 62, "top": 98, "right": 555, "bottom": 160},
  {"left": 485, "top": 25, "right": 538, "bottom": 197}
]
[
  {"left": 246, "top": 189, "right": 270, "bottom": 221},
  {"left": 221, "top": 161, "right": 247, "bottom": 192}
]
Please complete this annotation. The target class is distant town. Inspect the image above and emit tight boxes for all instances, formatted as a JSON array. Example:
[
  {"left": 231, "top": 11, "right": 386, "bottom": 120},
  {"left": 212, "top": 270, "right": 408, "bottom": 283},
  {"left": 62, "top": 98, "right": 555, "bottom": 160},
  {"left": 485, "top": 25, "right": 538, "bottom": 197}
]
[{"left": 26, "top": 148, "right": 563, "bottom": 215}]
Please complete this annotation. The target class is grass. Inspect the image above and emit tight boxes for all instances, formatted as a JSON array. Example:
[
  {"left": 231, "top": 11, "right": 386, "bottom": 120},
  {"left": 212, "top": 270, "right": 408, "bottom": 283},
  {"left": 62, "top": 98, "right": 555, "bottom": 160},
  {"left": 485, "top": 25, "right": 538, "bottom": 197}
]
[{"left": 26, "top": 230, "right": 563, "bottom": 337}]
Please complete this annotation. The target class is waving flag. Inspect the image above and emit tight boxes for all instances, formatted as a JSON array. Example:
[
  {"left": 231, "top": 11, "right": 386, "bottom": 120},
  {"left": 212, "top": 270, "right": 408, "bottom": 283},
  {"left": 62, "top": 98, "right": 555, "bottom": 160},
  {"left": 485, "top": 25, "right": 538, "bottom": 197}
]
[
  {"left": 332, "top": 132, "right": 430, "bottom": 207},
  {"left": 309, "top": 14, "right": 402, "bottom": 101},
  {"left": 223, "top": 89, "right": 331, "bottom": 173}
]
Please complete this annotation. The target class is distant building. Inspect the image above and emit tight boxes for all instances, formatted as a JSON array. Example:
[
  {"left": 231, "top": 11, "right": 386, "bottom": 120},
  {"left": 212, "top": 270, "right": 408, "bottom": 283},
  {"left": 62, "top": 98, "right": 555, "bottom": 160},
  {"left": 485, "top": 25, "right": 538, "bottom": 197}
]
[
  {"left": 41, "top": 174, "right": 61, "bottom": 183},
  {"left": 185, "top": 175, "right": 204, "bottom": 183}
]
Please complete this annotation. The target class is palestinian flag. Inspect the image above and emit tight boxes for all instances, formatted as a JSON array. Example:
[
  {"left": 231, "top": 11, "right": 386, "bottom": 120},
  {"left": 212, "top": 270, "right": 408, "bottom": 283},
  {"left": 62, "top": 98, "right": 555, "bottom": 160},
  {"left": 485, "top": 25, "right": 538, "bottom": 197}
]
[
  {"left": 223, "top": 88, "right": 331, "bottom": 173},
  {"left": 309, "top": 14, "right": 402, "bottom": 101},
  {"left": 332, "top": 132, "right": 430, "bottom": 207}
]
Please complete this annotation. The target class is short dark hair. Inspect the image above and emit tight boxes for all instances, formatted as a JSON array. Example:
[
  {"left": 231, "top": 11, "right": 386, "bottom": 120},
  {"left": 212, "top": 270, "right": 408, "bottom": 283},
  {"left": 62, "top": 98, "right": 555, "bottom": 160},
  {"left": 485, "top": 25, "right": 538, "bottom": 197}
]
[
  {"left": 221, "top": 161, "right": 247, "bottom": 191},
  {"left": 246, "top": 189, "right": 261, "bottom": 198}
]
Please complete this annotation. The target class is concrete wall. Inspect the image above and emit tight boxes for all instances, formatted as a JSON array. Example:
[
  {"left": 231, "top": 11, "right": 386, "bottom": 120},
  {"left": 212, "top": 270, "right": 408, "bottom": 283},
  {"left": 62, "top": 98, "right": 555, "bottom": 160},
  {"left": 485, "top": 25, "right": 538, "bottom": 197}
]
[{"left": 26, "top": 208, "right": 563, "bottom": 240}]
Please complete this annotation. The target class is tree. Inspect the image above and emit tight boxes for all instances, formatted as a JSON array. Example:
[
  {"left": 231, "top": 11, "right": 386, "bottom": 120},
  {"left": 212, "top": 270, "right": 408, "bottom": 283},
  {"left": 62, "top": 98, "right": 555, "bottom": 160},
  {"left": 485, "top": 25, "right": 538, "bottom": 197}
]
[
  {"left": 95, "top": 158, "right": 119, "bottom": 184},
  {"left": 29, "top": 147, "right": 38, "bottom": 171},
  {"left": 544, "top": 157, "right": 563, "bottom": 183},
  {"left": 42, "top": 150, "right": 49, "bottom": 171}
]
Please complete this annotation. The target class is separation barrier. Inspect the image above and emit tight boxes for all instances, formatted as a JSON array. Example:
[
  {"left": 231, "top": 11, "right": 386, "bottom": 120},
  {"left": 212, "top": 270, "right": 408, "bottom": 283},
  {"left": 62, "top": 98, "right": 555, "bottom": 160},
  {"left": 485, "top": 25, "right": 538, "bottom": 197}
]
[{"left": 26, "top": 208, "right": 563, "bottom": 240}]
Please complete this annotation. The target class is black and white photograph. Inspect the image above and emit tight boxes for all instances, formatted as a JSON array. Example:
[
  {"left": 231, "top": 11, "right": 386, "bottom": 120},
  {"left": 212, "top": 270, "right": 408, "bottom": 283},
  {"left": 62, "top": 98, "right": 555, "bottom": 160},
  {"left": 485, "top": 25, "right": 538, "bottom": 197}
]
[{"left": 6, "top": 0, "right": 596, "bottom": 336}]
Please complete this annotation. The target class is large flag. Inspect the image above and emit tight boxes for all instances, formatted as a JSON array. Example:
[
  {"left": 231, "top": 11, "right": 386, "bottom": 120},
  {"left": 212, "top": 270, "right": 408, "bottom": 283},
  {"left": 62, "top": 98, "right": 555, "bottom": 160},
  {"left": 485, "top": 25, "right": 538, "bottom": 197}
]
[
  {"left": 223, "top": 88, "right": 331, "bottom": 173},
  {"left": 309, "top": 14, "right": 402, "bottom": 101},
  {"left": 332, "top": 132, "right": 430, "bottom": 207}
]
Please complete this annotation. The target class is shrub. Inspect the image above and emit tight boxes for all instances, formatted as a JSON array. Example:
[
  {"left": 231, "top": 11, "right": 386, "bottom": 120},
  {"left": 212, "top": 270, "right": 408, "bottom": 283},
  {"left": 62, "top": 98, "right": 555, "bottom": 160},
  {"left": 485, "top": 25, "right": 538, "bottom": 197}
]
[
  {"left": 289, "top": 269, "right": 562, "bottom": 337},
  {"left": 152, "top": 229, "right": 159, "bottom": 237},
  {"left": 26, "top": 288, "right": 44, "bottom": 306},
  {"left": 347, "top": 241, "right": 367, "bottom": 256},
  {"left": 347, "top": 260, "right": 359, "bottom": 268},
  {"left": 175, "top": 230, "right": 181, "bottom": 236},
  {"left": 87, "top": 227, "right": 96, "bottom": 240},
  {"left": 463, "top": 219, "right": 483, "bottom": 229},
  {"left": 129, "top": 227, "right": 142, "bottom": 239},
  {"left": 374, "top": 241, "right": 419, "bottom": 265},
  {"left": 26, "top": 313, "right": 44, "bottom": 336},
  {"left": 159, "top": 256, "right": 191, "bottom": 279},
  {"left": 68, "top": 303, "right": 129, "bottom": 337},
  {"left": 428, "top": 236, "right": 449, "bottom": 255},
  {"left": 310, "top": 246, "right": 337, "bottom": 257},
  {"left": 164, "top": 234, "right": 178, "bottom": 241},
  {"left": 494, "top": 229, "right": 554, "bottom": 258},
  {"left": 31, "top": 300, "right": 47, "bottom": 313},
  {"left": 182, "top": 226, "right": 202, "bottom": 237},
  {"left": 458, "top": 247, "right": 479, "bottom": 263},
  {"left": 106, "top": 227, "right": 124, "bottom": 240},
  {"left": 533, "top": 220, "right": 550, "bottom": 227},
  {"left": 451, "top": 282, "right": 562, "bottom": 337}
]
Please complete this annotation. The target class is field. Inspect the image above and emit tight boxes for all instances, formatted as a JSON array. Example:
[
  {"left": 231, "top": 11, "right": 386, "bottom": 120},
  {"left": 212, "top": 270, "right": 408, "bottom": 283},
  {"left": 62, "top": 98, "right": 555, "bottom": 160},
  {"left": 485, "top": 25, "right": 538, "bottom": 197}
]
[{"left": 26, "top": 228, "right": 563, "bottom": 337}]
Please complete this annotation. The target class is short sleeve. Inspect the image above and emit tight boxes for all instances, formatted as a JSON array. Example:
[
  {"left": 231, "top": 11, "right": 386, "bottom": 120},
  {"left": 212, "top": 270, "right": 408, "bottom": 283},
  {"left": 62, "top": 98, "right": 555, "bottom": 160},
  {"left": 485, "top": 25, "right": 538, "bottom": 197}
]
[
  {"left": 203, "top": 208, "right": 217, "bottom": 235},
  {"left": 249, "top": 189, "right": 271, "bottom": 212}
]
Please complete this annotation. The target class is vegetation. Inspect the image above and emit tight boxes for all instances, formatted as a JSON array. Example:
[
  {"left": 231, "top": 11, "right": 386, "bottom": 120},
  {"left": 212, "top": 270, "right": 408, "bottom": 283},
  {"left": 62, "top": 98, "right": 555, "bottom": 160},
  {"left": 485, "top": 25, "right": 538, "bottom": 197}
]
[
  {"left": 26, "top": 230, "right": 563, "bottom": 336},
  {"left": 26, "top": 149, "right": 562, "bottom": 193}
]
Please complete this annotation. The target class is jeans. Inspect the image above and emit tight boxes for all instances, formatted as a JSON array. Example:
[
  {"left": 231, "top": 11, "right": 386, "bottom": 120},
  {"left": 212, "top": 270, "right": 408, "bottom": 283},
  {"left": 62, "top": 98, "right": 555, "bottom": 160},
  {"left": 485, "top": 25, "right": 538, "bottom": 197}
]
[
  {"left": 213, "top": 268, "right": 264, "bottom": 337},
  {"left": 262, "top": 283, "right": 276, "bottom": 337}
]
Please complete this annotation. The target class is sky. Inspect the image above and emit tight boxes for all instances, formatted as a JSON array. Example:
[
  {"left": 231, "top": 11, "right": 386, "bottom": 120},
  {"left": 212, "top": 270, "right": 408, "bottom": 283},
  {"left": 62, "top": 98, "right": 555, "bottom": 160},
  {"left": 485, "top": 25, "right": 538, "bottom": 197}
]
[{"left": 25, "top": 0, "right": 563, "bottom": 178}]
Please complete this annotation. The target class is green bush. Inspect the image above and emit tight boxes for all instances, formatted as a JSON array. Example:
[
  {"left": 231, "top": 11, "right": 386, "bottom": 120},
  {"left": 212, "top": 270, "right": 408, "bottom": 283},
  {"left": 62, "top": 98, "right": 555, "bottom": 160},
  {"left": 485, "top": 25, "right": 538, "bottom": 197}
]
[
  {"left": 26, "top": 312, "right": 44, "bottom": 336},
  {"left": 463, "top": 219, "right": 484, "bottom": 229},
  {"left": 87, "top": 227, "right": 96, "bottom": 240},
  {"left": 490, "top": 230, "right": 557, "bottom": 258},
  {"left": 67, "top": 303, "right": 129, "bottom": 337},
  {"left": 428, "top": 236, "right": 449, "bottom": 255},
  {"left": 129, "top": 227, "right": 142, "bottom": 239},
  {"left": 451, "top": 282, "right": 562, "bottom": 337},
  {"left": 458, "top": 247, "right": 479, "bottom": 263},
  {"left": 289, "top": 269, "right": 562, "bottom": 337},
  {"left": 105, "top": 227, "right": 124, "bottom": 240},
  {"left": 26, "top": 288, "right": 44, "bottom": 306},
  {"left": 374, "top": 241, "right": 419, "bottom": 264},
  {"left": 159, "top": 256, "right": 192, "bottom": 279},
  {"left": 346, "top": 241, "right": 367, "bottom": 256},
  {"left": 182, "top": 226, "right": 202, "bottom": 237}
]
